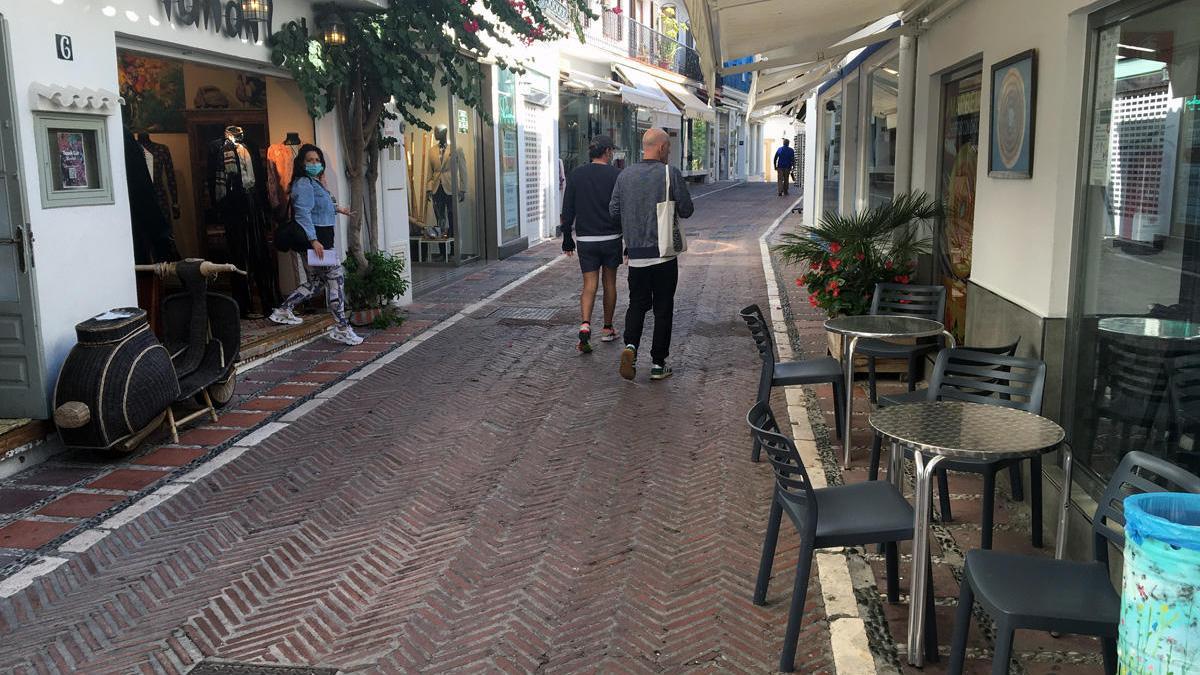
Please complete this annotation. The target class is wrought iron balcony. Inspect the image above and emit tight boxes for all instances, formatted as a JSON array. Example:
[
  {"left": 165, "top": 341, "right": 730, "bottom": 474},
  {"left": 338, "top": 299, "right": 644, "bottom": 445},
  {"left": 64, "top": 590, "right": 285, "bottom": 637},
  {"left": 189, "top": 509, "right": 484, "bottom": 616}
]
[{"left": 627, "top": 19, "right": 702, "bottom": 82}]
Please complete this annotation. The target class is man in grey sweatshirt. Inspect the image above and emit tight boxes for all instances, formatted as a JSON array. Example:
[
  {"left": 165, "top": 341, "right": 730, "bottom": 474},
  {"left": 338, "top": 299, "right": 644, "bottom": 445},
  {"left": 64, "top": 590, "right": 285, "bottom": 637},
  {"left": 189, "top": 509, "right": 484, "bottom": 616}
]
[{"left": 609, "top": 128, "right": 694, "bottom": 381}]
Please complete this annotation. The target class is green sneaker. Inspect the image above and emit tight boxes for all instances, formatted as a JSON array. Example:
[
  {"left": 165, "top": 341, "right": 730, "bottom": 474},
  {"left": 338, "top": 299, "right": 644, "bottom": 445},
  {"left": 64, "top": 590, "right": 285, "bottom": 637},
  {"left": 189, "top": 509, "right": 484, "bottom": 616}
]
[
  {"left": 650, "top": 363, "right": 673, "bottom": 381},
  {"left": 619, "top": 345, "right": 637, "bottom": 380}
]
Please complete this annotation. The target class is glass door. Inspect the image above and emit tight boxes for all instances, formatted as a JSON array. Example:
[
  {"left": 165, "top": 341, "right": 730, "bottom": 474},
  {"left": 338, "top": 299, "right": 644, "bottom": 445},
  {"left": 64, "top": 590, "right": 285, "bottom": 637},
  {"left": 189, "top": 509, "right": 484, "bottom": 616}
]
[
  {"left": 451, "top": 94, "right": 483, "bottom": 264},
  {"left": 935, "top": 64, "right": 982, "bottom": 343}
]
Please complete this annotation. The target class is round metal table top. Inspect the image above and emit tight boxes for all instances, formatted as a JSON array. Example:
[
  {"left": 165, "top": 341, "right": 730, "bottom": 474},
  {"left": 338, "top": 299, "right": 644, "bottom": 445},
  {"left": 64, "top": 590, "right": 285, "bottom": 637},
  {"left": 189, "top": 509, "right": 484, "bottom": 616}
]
[
  {"left": 1097, "top": 316, "right": 1200, "bottom": 340},
  {"left": 870, "top": 400, "right": 1065, "bottom": 461},
  {"left": 824, "top": 314, "right": 945, "bottom": 339}
]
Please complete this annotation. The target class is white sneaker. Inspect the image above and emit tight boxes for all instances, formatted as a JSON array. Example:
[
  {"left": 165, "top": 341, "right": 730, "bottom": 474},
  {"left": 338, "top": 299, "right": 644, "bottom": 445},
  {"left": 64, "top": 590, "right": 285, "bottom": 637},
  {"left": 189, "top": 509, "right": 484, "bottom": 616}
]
[
  {"left": 269, "top": 308, "right": 303, "bottom": 326},
  {"left": 328, "top": 325, "right": 364, "bottom": 346}
]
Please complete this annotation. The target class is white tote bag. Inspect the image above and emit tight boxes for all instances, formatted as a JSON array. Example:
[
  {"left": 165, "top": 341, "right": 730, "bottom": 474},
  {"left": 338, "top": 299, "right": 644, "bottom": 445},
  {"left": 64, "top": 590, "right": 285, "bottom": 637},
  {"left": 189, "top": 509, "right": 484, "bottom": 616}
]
[{"left": 656, "top": 164, "right": 687, "bottom": 257}]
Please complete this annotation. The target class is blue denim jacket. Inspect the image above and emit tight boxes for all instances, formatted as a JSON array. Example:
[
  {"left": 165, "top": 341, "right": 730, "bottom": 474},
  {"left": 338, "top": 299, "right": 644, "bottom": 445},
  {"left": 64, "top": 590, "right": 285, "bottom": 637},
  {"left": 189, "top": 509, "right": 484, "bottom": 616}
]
[{"left": 291, "top": 176, "right": 335, "bottom": 241}]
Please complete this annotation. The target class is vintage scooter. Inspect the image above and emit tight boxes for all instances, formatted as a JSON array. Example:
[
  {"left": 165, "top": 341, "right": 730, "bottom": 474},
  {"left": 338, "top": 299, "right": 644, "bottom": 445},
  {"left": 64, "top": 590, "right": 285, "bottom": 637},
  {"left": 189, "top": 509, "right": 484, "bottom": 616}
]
[{"left": 53, "top": 260, "right": 244, "bottom": 450}]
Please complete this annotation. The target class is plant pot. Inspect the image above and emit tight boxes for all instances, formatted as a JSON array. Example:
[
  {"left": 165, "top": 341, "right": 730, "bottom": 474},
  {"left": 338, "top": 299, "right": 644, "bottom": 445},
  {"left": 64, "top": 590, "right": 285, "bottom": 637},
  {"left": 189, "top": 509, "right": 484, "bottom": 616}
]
[
  {"left": 826, "top": 330, "right": 911, "bottom": 374},
  {"left": 349, "top": 306, "right": 383, "bottom": 327}
]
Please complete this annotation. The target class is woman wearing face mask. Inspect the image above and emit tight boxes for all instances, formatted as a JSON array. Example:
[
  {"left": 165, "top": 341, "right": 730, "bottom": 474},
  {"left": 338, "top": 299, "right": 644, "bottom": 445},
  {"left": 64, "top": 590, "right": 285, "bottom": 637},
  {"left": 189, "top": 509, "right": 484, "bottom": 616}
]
[{"left": 268, "top": 144, "right": 363, "bottom": 346}]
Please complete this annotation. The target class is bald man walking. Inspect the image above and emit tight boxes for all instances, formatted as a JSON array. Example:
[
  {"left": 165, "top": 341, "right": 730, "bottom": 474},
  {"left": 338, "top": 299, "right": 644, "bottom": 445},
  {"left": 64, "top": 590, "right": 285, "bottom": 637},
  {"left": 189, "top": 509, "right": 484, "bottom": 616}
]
[{"left": 609, "top": 128, "right": 694, "bottom": 381}]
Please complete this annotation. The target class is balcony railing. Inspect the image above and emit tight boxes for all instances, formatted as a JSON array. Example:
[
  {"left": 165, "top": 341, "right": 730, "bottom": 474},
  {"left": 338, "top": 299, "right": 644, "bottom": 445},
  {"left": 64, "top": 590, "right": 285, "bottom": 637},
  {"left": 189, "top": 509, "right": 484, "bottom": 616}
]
[{"left": 627, "top": 19, "right": 703, "bottom": 82}]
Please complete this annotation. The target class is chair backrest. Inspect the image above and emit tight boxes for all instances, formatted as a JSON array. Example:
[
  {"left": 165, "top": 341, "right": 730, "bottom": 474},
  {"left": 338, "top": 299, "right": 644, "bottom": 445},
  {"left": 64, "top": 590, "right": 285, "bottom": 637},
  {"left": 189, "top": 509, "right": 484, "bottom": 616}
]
[
  {"left": 747, "top": 400, "right": 818, "bottom": 534},
  {"left": 925, "top": 348, "right": 1047, "bottom": 413},
  {"left": 964, "top": 337, "right": 1020, "bottom": 357},
  {"left": 869, "top": 283, "right": 947, "bottom": 322},
  {"left": 1091, "top": 450, "right": 1200, "bottom": 565},
  {"left": 740, "top": 304, "right": 777, "bottom": 404},
  {"left": 1099, "top": 334, "right": 1171, "bottom": 409}
]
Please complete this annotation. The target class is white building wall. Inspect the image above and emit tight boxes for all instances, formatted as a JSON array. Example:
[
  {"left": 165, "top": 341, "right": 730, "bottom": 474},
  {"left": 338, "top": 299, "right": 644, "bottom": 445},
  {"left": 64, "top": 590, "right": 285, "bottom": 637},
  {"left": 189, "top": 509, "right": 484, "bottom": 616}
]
[
  {"left": 910, "top": 0, "right": 1093, "bottom": 318},
  {"left": 3, "top": 0, "right": 322, "bottom": 397}
]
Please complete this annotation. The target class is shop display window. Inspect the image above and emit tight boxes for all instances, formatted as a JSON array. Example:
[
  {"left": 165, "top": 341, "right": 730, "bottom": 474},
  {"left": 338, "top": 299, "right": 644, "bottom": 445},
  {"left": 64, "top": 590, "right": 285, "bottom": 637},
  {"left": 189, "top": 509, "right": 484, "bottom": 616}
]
[
  {"left": 1064, "top": 0, "right": 1200, "bottom": 489},
  {"left": 687, "top": 118, "right": 709, "bottom": 172},
  {"left": 866, "top": 57, "right": 900, "bottom": 209},
  {"left": 821, "top": 97, "right": 842, "bottom": 215}
]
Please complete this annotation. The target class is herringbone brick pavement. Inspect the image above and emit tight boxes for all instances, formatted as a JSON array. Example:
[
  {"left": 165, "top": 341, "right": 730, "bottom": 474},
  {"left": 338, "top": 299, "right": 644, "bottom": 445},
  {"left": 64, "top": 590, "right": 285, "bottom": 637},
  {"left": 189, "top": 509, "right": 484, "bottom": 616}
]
[{"left": 0, "top": 183, "right": 835, "bottom": 674}]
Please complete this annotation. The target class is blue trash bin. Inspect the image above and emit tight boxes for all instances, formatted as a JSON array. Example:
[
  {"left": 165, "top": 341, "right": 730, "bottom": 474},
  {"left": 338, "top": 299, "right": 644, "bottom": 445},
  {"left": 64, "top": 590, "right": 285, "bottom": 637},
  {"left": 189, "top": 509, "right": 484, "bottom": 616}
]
[{"left": 1118, "top": 492, "right": 1200, "bottom": 675}]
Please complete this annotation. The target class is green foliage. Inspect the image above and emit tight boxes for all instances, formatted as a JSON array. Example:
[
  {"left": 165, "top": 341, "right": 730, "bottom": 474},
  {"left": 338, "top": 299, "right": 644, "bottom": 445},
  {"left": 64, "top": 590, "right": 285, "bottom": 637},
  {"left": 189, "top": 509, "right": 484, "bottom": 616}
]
[
  {"left": 372, "top": 307, "right": 405, "bottom": 330},
  {"left": 774, "top": 192, "right": 941, "bottom": 317},
  {"left": 344, "top": 250, "right": 410, "bottom": 310}
]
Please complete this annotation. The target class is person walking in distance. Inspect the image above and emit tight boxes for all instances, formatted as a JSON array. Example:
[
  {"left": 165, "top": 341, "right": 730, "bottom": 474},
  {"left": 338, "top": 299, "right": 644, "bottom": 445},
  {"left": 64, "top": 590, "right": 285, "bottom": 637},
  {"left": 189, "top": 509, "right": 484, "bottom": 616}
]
[
  {"left": 774, "top": 138, "right": 795, "bottom": 197},
  {"left": 609, "top": 128, "right": 694, "bottom": 381},
  {"left": 561, "top": 136, "right": 622, "bottom": 352}
]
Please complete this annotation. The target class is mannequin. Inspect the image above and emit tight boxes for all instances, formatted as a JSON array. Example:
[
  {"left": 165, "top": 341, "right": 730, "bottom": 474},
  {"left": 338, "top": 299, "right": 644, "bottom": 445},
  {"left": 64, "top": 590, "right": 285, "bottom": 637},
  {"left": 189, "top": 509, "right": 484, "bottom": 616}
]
[
  {"left": 266, "top": 131, "right": 308, "bottom": 293},
  {"left": 207, "top": 125, "right": 277, "bottom": 317},
  {"left": 424, "top": 124, "right": 466, "bottom": 240},
  {"left": 124, "top": 127, "right": 178, "bottom": 264},
  {"left": 137, "top": 131, "right": 181, "bottom": 223}
]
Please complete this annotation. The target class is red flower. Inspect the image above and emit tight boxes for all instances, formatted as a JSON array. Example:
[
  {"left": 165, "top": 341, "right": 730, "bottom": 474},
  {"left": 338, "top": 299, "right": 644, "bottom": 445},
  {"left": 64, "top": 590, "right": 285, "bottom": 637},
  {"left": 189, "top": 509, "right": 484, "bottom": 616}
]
[
  {"left": 809, "top": 261, "right": 821, "bottom": 271},
  {"left": 829, "top": 242, "right": 842, "bottom": 254},
  {"left": 826, "top": 279, "right": 840, "bottom": 291},
  {"left": 854, "top": 252, "right": 865, "bottom": 261},
  {"left": 894, "top": 274, "right": 910, "bottom": 284},
  {"left": 809, "top": 294, "right": 819, "bottom": 308},
  {"left": 885, "top": 260, "right": 894, "bottom": 270},
  {"left": 828, "top": 258, "right": 842, "bottom": 271},
  {"left": 463, "top": 19, "right": 479, "bottom": 32},
  {"left": 611, "top": 5, "right": 623, "bottom": 13},
  {"left": 795, "top": 278, "right": 804, "bottom": 287}
]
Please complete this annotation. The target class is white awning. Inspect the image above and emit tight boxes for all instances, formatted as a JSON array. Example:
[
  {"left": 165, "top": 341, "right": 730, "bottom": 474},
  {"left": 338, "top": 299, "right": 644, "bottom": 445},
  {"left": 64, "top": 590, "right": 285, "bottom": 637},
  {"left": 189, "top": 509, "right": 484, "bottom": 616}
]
[
  {"left": 612, "top": 64, "right": 681, "bottom": 117},
  {"left": 657, "top": 80, "right": 716, "bottom": 122},
  {"left": 560, "top": 69, "right": 621, "bottom": 96}
]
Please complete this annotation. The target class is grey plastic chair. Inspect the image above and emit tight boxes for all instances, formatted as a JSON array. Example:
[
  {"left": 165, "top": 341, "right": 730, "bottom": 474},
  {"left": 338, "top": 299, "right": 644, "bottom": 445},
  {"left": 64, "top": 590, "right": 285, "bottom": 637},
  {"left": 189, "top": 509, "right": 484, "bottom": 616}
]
[
  {"left": 748, "top": 400, "right": 937, "bottom": 671},
  {"left": 868, "top": 347, "right": 1046, "bottom": 549},
  {"left": 741, "top": 304, "right": 846, "bottom": 460},
  {"left": 857, "top": 283, "right": 948, "bottom": 402},
  {"left": 948, "top": 451, "right": 1200, "bottom": 675}
]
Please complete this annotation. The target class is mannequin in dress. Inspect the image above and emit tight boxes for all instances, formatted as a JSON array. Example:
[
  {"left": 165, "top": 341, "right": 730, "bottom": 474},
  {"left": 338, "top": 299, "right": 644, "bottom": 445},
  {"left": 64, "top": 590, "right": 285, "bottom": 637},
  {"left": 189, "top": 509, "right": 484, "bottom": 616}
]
[{"left": 424, "top": 124, "right": 465, "bottom": 240}]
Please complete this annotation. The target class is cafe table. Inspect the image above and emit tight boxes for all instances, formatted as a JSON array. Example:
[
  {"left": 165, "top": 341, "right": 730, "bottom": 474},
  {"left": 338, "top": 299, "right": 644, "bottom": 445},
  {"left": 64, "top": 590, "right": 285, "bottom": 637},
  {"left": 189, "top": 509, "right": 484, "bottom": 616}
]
[
  {"left": 823, "top": 315, "right": 955, "bottom": 467},
  {"left": 870, "top": 399, "right": 1069, "bottom": 667}
]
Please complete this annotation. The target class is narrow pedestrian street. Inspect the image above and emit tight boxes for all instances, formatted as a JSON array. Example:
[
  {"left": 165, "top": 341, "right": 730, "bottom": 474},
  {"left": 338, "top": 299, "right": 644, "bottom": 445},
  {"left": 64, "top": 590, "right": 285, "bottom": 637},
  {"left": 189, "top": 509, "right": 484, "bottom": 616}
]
[{"left": 0, "top": 183, "right": 838, "bottom": 673}]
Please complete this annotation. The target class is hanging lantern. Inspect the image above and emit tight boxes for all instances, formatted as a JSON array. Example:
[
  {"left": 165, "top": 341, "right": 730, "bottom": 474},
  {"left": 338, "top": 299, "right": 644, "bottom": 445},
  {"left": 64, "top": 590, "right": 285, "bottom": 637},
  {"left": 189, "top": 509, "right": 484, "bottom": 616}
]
[
  {"left": 322, "top": 20, "right": 347, "bottom": 45},
  {"left": 241, "top": 0, "right": 270, "bottom": 24}
]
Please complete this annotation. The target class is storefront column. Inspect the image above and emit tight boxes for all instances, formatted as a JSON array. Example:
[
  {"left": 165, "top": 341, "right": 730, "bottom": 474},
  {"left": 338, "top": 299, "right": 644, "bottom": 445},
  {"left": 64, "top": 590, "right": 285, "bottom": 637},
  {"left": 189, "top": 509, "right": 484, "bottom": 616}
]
[{"left": 894, "top": 33, "right": 917, "bottom": 195}]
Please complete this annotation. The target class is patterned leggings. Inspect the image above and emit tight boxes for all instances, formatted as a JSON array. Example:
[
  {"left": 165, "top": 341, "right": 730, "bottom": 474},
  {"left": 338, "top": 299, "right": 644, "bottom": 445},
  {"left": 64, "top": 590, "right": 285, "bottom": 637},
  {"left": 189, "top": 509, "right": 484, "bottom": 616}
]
[{"left": 280, "top": 263, "right": 348, "bottom": 328}]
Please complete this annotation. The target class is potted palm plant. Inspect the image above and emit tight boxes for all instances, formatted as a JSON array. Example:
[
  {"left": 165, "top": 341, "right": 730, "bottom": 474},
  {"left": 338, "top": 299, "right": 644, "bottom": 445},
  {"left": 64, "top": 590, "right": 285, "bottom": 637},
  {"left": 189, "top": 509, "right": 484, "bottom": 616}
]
[
  {"left": 773, "top": 192, "right": 940, "bottom": 363},
  {"left": 343, "top": 250, "right": 409, "bottom": 328}
]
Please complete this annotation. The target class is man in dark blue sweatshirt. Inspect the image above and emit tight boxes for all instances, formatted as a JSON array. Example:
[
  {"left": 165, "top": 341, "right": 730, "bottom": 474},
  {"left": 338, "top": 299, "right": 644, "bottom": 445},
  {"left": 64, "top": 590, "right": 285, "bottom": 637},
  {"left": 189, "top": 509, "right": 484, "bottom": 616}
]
[
  {"left": 561, "top": 135, "right": 622, "bottom": 353},
  {"left": 774, "top": 138, "right": 795, "bottom": 196}
]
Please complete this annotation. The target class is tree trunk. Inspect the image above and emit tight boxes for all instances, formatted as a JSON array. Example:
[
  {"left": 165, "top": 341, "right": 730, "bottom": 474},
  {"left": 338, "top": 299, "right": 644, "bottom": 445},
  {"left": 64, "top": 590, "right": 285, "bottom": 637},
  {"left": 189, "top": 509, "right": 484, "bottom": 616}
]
[
  {"left": 365, "top": 143, "right": 380, "bottom": 253},
  {"left": 339, "top": 71, "right": 369, "bottom": 273}
]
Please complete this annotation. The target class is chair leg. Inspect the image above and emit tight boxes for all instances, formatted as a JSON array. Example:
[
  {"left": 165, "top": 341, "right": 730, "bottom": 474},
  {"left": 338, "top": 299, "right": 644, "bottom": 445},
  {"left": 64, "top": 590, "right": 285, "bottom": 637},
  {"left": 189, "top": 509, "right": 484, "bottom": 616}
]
[
  {"left": 937, "top": 468, "right": 953, "bottom": 522},
  {"left": 1008, "top": 462, "right": 1024, "bottom": 502},
  {"left": 166, "top": 406, "right": 179, "bottom": 445},
  {"left": 831, "top": 379, "right": 845, "bottom": 441},
  {"left": 754, "top": 498, "right": 784, "bottom": 605},
  {"left": 750, "top": 429, "right": 762, "bottom": 463},
  {"left": 1101, "top": 636, "right": 1117, "bottom": 675},
  {"left": 923, "top": 553, "right": 940, "bottom": 663},
  {"left": 884, "top": 541, "right": 899, "bottom": 603},
  {"left": 867, "top": 356, "right": 878, "bottom": 403},
  {"left": 778, "top": 543, "right": 815, "bottom": 673},
  {"left": 948, "top": 579, "right": 974, "bottom": 674},
  {"left": 907, "top": 354, "right": 920, "bottom": 393},
  {"left": 1031, "top": 455, "right": 1043, "bottom": 549},
  {"left": 868, "top": 433, "right": 883, "bottom": 481},
  {"left": 990, "top": 621, "right": 1014, "bottom": 675},
  {"left": 981, "top": 469, "right": 997, "bottom": 550}
]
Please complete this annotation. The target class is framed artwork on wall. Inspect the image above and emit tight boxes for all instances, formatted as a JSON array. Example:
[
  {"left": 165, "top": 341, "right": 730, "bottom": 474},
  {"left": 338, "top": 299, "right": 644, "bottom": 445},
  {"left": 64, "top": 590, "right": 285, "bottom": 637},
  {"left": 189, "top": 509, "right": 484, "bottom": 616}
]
[
  {"left": 32, "top": 113, "right": 113, "bottom": 208},
  {"left": 988, "top": 49, "right": 1037, "bottom": 179}
]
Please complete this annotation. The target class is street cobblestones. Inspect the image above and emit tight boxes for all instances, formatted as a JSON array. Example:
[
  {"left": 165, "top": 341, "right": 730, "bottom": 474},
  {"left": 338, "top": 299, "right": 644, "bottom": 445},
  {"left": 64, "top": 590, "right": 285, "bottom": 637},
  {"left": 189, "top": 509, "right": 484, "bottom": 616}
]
[{"left": 0, "top": 182, "right": 840, "bottom": 673}]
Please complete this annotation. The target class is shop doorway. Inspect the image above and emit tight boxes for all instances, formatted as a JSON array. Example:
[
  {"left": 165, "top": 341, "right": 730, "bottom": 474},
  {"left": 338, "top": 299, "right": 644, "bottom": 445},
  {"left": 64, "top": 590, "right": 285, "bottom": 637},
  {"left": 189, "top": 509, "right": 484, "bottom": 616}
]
[
  {"left": 935, "top": 63, "right": 982, "bottom": 344},
  {"left": 115, "top": 47, "right": 320, "bottom": 359},
  {"left": 0, "top": 15, "right": 46, "bottom": 419}
]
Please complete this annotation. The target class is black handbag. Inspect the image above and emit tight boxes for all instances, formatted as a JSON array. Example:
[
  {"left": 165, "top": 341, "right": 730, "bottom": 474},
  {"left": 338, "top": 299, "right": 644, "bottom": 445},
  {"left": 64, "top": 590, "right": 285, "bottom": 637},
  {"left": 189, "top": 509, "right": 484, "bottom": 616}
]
[{"left": 273, "top": 178, "right": 335, "bottom": 252}]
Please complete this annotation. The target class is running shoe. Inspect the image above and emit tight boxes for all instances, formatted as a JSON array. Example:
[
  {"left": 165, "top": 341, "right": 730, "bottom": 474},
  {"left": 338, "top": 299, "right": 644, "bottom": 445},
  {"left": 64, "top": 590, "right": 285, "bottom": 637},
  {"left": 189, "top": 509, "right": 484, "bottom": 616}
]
[
  {"left": 268, "top": 308, "right": 303, "bottom": 325},
  {"left": 619, "top": 345, "right": 637, "bottom": 380},
  {"left": 599, "top": 326, "right": 618, "bottom": 342},
  {"left": 650, "top": 363, "right": 673, "bottom": 381},
  {"left": 577, "top": 323, "right": 592, "bottom": 353},
  {"left": 328, "top": 325, "right": 364, "bottom": 346}
]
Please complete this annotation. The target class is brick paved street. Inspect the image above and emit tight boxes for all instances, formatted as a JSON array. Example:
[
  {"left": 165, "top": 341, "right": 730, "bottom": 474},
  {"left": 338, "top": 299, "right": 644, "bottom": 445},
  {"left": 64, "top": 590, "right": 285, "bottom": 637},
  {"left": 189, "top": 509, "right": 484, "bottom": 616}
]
[{"left": 0, "top": 183, "right": 839, "bottom": 673}]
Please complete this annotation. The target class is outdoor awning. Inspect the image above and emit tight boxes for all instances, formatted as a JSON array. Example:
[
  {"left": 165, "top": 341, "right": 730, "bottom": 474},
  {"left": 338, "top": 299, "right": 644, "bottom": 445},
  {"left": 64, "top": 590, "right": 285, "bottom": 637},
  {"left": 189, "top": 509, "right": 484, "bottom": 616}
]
[
  {"left": 560, "top": 69, "right": 621, "bottom": 96},
  {"left": 657, "top": 80, "right": 716, "bottom": 122},
  {"left": 612, "top": 64, "right": 681, "bottom": 118}
]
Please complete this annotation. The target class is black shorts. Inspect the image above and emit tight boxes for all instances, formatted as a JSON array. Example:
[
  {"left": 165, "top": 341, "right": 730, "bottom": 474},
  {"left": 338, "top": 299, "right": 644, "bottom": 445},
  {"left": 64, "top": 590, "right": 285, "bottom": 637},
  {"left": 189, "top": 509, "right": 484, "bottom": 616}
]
[{"left": 577, "top": 239, "right": 622, "bottom": 273}]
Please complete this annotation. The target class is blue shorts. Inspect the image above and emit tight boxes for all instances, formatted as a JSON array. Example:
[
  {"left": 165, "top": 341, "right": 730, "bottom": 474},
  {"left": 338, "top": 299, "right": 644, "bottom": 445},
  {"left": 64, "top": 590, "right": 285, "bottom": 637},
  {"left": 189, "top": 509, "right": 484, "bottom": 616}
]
[{"left": 577, "top": 239, "right": 622, "bottom": 273}]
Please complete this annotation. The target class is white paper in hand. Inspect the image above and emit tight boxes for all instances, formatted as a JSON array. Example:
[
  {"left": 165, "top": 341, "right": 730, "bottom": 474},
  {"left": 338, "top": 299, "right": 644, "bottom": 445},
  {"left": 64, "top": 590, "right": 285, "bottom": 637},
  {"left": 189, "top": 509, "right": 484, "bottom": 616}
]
[{"left": 307, "top": 248, "right": 338, "bottom": 266}]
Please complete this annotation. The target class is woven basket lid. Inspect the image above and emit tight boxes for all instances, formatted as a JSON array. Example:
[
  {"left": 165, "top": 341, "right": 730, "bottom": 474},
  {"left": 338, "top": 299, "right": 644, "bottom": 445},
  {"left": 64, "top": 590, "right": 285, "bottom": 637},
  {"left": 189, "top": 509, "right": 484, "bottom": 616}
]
[{"left": 75, "top": 307, "right": 147, "bottom": 344}]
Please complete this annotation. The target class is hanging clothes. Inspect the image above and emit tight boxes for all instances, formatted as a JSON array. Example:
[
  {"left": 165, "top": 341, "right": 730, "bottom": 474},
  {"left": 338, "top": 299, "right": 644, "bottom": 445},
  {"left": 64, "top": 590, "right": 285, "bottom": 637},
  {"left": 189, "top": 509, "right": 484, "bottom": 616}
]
[
  {"left": 266, "top": 142, "right": 299, "bottom": 218},
  {"left": 206, "top": 135, "right": 276, "bottom": 317},
  {"left": 124, "top": 128, "right": 178, "bottom": 264},
  {"left": 140, "top": 139, "right": 180, "bottom": 222}
]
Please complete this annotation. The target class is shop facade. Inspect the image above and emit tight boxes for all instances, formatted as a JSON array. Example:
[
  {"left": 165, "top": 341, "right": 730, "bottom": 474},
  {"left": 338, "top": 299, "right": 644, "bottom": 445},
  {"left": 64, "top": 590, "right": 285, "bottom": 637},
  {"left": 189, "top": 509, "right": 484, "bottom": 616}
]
[
  {"left": 791, "top": 0, "right": 1200, "bottom": 544},
  {"left": 0, "top": 0, "right": 364, "bottom": 421}
]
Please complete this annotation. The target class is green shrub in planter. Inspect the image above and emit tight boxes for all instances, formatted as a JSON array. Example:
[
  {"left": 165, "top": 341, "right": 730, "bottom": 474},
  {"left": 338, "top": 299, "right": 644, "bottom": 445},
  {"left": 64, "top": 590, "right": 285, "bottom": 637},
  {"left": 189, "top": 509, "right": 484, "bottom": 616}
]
[{"left": 344, "top": 251, "right": 409, "bottom": 328}]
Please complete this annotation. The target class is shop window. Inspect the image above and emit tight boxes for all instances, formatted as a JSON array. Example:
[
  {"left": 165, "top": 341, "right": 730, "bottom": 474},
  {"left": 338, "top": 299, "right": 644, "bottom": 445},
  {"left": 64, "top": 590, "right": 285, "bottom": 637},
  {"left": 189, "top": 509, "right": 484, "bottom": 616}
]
[
  {"left": 32, "top": 114, "right": 113, "bottom": 208},
  {"left": 866, "top": 57, "right": 900, "bottom": 209},
  {"left": 687, "top": 118, "right": 709, "bottom": 172},
  {"left": 1064, "top": 0, "right": 1200, "bottom": 489},
  {"left": 822, "top": 98, "right": 842, "bottom": 215},
  {"left": 936, "top": 65, "right": 982, "bottom": 344},
  {"left": 498, "top": 69, "right": 521, "bottom": 243}
]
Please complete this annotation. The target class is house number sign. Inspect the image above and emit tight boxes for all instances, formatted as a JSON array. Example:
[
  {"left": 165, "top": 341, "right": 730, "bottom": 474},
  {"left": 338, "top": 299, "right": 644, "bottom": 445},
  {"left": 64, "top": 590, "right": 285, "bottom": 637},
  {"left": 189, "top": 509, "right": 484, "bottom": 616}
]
[{"left": 55, "top": 34, "right": 73, "bottom": 61}]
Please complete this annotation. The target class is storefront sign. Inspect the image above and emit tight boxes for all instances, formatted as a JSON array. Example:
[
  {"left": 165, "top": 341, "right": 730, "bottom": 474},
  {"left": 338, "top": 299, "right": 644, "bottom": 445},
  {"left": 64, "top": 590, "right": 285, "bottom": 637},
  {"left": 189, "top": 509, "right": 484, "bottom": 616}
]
[
  {"left": 55, "top": 35, "right": 73, "bottom": 61},
  {"left": 159, "top": 0, "right": 273, "bottom": 41}
]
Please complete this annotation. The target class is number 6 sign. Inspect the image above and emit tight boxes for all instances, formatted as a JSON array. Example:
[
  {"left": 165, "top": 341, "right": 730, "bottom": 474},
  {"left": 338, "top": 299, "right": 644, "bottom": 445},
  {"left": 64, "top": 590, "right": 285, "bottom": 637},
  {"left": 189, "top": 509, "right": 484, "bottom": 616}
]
[{"left": 55, "top": 34, "right": 73, "bottom": 61}]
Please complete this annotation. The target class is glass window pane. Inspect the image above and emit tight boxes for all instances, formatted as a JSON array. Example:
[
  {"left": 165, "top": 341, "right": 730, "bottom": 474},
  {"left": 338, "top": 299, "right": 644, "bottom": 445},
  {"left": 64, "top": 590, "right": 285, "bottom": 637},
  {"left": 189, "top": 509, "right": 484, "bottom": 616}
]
[
  {"left": 867, "top": 57, "right": 900, "bottom": 208},
  {"left": 822, "top": 98, "right": 842, "bottom": 215},
  {"left": 1066, "top": 0, "right": 1200, "bottom": 483}
]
